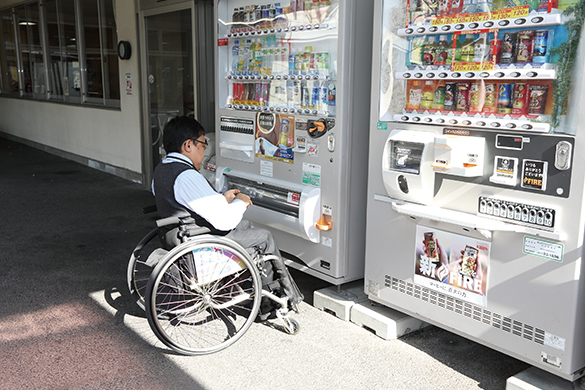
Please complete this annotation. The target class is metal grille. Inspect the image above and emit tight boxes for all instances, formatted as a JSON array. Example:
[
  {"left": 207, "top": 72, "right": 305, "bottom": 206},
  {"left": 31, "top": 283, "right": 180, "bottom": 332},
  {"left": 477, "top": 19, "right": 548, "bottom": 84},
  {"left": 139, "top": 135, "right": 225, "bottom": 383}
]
[{"left": 384, "top": 275, "right": 545, "bottom": 346}]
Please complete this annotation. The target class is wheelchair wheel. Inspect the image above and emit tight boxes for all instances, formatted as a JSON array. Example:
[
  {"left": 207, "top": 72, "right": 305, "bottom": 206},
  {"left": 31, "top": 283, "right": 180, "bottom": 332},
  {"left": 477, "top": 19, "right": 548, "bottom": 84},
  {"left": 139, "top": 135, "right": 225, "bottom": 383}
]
[
  {"left": 145, "top": 236, "right": 262, "bottom": 355},
  {"left": 127, "top": 228, "right": 161, "bottom": 310}
]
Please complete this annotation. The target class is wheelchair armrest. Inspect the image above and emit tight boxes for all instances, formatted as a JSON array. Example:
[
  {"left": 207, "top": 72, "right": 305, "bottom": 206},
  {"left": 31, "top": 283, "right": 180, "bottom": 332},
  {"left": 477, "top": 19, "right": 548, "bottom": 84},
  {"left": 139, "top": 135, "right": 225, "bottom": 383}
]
[
  {"left": 156, "top": 216, "right": 181, "bottom": 228},
  {"left": 178, "top": 226, "right": 211, "bottom": 239}
]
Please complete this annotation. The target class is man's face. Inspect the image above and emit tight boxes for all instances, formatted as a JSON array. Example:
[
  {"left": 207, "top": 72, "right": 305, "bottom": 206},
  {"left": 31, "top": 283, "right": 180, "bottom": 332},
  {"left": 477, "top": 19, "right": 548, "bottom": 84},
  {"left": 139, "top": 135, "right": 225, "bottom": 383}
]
[{"left": 183, "top": 135, "right": 207, "bottom": 170}]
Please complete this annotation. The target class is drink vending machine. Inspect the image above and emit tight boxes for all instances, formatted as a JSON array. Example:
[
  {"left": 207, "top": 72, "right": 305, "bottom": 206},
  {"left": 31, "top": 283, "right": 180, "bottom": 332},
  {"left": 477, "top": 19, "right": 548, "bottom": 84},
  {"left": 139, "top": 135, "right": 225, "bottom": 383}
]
[
  {"left": 213, "top": 0, "right": 374, "bottom": 284},
  {"left": 365, "top": 0, "right": 585, "bottom": 381}
]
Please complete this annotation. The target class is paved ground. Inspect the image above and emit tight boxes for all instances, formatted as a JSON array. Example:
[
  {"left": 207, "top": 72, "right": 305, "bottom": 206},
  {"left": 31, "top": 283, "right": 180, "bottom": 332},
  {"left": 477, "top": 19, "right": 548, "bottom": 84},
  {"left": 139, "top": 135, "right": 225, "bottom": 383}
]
[{"left": 0, "top": 136, "right": 535, "bottom": 390}]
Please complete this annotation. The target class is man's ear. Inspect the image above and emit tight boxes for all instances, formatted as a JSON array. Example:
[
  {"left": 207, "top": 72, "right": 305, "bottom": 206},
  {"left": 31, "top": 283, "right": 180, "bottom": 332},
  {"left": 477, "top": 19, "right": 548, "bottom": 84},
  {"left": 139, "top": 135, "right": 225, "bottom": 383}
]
[{"left": 180, "top": 139, "right": 191, "bottom": 154}]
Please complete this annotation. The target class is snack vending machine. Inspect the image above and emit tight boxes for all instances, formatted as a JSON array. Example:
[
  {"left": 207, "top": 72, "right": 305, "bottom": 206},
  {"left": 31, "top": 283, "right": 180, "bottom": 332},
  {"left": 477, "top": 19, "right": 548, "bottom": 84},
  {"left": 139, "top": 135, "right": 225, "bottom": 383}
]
[
  {"left": 213, "top": 0, "right": 374, "bottom": 284},
  {"left": 365, "top": 0, "right": 585, "bottom": 380}
]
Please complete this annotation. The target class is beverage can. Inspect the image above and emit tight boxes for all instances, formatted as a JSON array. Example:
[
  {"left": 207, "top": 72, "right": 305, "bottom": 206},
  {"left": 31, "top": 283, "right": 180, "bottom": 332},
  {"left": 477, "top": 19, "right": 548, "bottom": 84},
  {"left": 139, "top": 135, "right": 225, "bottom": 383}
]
[
  {"left": 406, "top": 81, "right": 422, "bottom": 110},
  {"left": 500, "top": 32, "right": 517, "bottom": 64},
  {"left": 512, "top": 83, "right": 529, "bottom": 115},
  {"left": 444, "top": 83, "right": 457, "bottom": 111},
  {"left": 431, "top": 83, "right": 446, "bottom": 110},
  {"left": 528, "top": 84, "right": 549, "bottom": 114},
  {"left": 469, "top": 82, "right": 482, "bottom": 112},
  {"left": 460, "top": 245, "right": 479, "bottom": 277},
  {"left": 456, "top": 82, "right": 471, "bottom": 112},
  {"left": 516, "top": 30, "right": 535, "bottom": 63},
  {"left": 489, "top": 39, "right": 502, "bottom": 64},
  {"left": 423, "top": 232, "right": 439, "bottom": 261},
  {"left": 533, "top": 30, "right": 549, "bottom": 63},
  {"left": 497, "top": 83, "right": 513, "bottom": 114},
  {"left": 483, "top": 83, "right": 498, "bottom": 113}
]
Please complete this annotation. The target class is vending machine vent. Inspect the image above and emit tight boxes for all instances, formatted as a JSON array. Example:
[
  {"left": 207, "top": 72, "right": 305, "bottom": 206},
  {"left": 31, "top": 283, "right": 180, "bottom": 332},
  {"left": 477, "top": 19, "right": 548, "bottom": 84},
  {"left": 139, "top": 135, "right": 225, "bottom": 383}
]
[{"left": 385, "top": 275, "right": 546, "bottom": 346}]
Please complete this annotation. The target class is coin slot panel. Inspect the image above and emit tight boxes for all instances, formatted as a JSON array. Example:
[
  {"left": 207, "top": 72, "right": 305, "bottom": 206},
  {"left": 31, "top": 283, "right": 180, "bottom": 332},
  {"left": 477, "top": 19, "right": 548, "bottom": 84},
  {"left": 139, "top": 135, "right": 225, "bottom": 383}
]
[{"left": 478, "top": 196, "right": 555, "bottom": 229}]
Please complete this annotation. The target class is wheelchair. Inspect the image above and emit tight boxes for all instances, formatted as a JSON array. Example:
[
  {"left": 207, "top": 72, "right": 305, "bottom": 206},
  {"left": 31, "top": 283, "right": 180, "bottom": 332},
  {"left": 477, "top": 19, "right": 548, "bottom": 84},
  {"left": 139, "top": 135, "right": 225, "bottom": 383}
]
[{"left": 127, "top": 214, "right": 301, "bottom": 355}]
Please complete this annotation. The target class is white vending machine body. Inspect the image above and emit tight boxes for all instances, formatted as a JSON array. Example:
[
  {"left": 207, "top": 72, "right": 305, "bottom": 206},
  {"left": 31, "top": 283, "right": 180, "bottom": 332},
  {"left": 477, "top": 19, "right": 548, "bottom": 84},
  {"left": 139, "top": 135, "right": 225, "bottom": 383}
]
[{"left": 365, "top": 0, "right": 585, "bottom": 381}]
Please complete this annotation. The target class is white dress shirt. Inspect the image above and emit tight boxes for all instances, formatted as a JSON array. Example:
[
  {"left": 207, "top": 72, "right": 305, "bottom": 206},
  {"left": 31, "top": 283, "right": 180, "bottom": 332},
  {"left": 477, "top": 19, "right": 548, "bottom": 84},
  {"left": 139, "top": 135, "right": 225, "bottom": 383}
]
[{"left": 153, "top": 152, "right": 247, "bottom": 231}]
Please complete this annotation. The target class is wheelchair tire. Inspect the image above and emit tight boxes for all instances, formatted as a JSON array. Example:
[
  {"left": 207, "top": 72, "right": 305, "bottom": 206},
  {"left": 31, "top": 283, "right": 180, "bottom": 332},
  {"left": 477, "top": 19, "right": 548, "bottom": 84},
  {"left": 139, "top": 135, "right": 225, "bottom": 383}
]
[
  {"left": 145, "top": 235, "right": 262, "bottom": 355},
  {"left": 127, "top": 228, "right": 160, "bottom": 310}
]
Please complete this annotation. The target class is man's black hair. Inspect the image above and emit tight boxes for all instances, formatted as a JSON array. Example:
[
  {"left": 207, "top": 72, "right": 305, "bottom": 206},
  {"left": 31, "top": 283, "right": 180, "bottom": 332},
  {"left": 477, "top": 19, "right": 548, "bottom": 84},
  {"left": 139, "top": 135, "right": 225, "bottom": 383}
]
[{"left": 162, "top": 116, "right": 205, "bottom": 153}]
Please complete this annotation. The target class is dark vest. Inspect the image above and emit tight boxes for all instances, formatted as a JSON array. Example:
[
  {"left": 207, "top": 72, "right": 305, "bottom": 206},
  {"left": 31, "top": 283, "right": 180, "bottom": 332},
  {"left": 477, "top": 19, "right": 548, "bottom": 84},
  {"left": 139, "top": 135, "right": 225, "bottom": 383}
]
[{"left": 152, "top": 158, "right": 230, "bottom": 236}]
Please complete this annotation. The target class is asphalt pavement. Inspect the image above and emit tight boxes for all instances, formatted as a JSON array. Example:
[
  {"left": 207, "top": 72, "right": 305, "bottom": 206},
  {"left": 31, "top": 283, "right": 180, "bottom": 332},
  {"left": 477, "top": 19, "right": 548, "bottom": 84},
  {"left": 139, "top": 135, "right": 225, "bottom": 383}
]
[{"left": 0, "top": 136, "right": 533, "bottom": 390}]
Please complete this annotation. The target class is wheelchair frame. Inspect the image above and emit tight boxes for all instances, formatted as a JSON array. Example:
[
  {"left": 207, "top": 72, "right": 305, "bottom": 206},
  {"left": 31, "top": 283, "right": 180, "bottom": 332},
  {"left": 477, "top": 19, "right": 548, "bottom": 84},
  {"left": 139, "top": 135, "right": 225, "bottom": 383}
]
[{"left": 127, "top": 216, "right": 300, "bottom": 355}]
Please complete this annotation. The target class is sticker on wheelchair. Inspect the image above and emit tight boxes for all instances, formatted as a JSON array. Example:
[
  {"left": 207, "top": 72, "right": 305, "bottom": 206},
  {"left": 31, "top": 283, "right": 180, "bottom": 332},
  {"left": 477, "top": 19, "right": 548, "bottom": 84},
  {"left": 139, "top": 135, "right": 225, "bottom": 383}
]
[{"left": 192, "top": 247, "right": 246, "bottom": 285}]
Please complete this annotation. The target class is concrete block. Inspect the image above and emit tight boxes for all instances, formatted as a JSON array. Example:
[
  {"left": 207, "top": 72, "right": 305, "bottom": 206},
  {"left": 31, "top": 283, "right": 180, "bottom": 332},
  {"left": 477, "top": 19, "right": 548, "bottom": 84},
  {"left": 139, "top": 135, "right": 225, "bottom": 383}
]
[
  {"left": 313, "top": 280, "right": 368, "bottom": 321},
  {"left": 350, "top": 301, "right": 429, "bottom": 340},
  {"left": 506, "top": 367, "right": 574, "bottom": 390}
]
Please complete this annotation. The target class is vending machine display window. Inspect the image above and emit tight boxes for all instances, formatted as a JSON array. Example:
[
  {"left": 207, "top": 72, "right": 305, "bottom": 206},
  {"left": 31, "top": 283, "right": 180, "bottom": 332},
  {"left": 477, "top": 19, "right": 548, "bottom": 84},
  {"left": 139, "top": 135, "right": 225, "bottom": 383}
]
[
  {"left": 379, "top": 0, "right": 577, "bottom": 134},
  {"left": 216, "top": 1, "right": 339, "bottom": 118}
]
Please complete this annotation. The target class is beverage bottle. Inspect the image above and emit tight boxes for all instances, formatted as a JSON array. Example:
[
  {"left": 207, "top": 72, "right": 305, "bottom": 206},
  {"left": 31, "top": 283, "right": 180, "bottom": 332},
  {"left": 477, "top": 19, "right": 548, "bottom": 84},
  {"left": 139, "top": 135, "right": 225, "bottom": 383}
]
[
  {"left": 472, "top": 33, "right": 489, "bottom": 63},
  {"left": 231, "top": 7, "right": 238, "bottom": 33},
  {"left": 423, "top": 36, "right": 436, "bottom": 66},
  {"left": 255, "top": 5, "right": 262, "bottom": 31},
  {"left": 286, "top": 80, "right": 295, "bottom": 109},
  {"left": 460, "top": 34, "right": 475, "bottom": 62},
  {"left": 420, "top": 80, "right": 435, "bottom": 110},
  {"left": 268, "top": 3, "right": 276, "bottom": 29},
  {"left": 301, "top": 80, "right": 310, "bottom": 109},
  {"left": 406, "top": 80, "right": 423, "bottom": 109},
  {"left": 237, "top": 7, "right": 245, "bottom": 32},
  {"left": 244, "top": 5, "right": 251, "bottom": 32},
  {"left": 434, "top": 35, "right": 449, "bottom": 66},
  {"left": 248, "top": 39, "right": 256, "bottom": 75},
  {"left": 289, "top": 51, "right": 296, "bottom": 75},
  {"left": 231, "top": 39, "right": 240, "bottom": 75},
  {"left": 237, "top": 40, "right": 246, "bottom": 75},
  {"left": 261, "top": 37, "right": 269, "bottom": 75},
  {"left": 243, "top": 39, "right": 252, "bottom": 75},
  {"left": 275, "top": 3, "right": 283, "bottom": 28},
  {"left": 327, "top": 82, "right": 336, "bottom": 116},
  {"left": 320, "top": 81, "right": 328, "bottom": 113},
  {"left": 431, "top": 81, "right": 446, "bottom": 110},
  {"left": 280, "top": 38, "right": 289, "bottom": 75},
  {"left": 454, "top": 35, "right": 463, "bottom": 62},
  {"left": 408, "top": 36, "right": 425, "bottom": 66}
]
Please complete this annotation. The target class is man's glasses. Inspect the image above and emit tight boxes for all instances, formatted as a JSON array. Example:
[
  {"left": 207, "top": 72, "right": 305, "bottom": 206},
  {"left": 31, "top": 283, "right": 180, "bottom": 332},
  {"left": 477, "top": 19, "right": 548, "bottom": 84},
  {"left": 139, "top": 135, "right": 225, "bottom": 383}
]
[{"left": 191, "top": 138, "right": 209, "bottom": 150}]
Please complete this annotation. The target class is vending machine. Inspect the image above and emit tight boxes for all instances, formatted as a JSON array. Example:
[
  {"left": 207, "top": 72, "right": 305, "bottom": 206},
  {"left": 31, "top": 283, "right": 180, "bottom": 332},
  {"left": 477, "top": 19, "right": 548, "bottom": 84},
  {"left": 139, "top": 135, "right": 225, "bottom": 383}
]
[
  {"left": 213, "top": 0, "right": 374, "bottom": 284},
  {"left": 365, "top": 0, "right": 585, "bottom": 381}
]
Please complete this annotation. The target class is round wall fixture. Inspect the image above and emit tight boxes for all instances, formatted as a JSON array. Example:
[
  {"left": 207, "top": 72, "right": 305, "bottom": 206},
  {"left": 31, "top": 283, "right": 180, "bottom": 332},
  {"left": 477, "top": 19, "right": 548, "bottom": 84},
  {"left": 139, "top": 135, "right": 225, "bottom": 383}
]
[{"left": 117, "top": 40, "right": 131, "bottom": 60}]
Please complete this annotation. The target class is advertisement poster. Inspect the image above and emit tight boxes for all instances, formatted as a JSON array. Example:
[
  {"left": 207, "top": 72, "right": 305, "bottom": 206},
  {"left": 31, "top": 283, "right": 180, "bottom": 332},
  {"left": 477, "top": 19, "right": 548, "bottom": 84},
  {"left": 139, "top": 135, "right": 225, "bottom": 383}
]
[
  {"left": 255, "top": 112, "right": 294, "bottom": 164},
  {"left": 414, "top": 226, "right": 490, "bottom": 307}
]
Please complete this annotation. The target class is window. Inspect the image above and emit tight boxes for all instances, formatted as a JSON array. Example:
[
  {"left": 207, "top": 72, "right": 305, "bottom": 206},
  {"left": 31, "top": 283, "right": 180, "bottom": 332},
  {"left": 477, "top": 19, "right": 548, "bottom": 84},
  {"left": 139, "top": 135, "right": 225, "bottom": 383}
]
[
  {"left": 1, "top": 8, "right": 19, "bottom": 96},
  {"left": 45, "top": 0, "right": 81, "bottom": 102},
  {"left": 0, "top": 0, "right": 120, "bottom": 107}
]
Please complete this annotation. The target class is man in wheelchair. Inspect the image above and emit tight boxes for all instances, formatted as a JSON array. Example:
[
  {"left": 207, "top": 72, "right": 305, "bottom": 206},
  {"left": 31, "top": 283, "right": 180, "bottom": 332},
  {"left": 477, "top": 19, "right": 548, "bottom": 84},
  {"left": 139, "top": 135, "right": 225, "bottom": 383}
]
[{"left": 152, "top": 116, "right": 303, "bottom": 319}]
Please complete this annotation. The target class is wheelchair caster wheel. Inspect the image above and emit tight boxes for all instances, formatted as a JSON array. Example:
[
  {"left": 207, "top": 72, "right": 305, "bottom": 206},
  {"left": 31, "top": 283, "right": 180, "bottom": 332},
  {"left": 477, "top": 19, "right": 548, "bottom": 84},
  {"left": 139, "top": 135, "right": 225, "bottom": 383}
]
[{"left": 283, "top": 317, "right": 300, "bottom": 335}]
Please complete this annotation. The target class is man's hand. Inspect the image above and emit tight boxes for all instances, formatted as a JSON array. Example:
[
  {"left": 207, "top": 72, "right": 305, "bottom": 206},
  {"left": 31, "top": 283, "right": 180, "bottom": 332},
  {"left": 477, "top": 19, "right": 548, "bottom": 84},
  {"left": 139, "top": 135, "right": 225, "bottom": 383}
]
[
  {"left": 235, "top": 192, "right": 253, "bottom": 207},
  {"left": 223, "top": 189, "right": 240, "bottom": 203}
]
